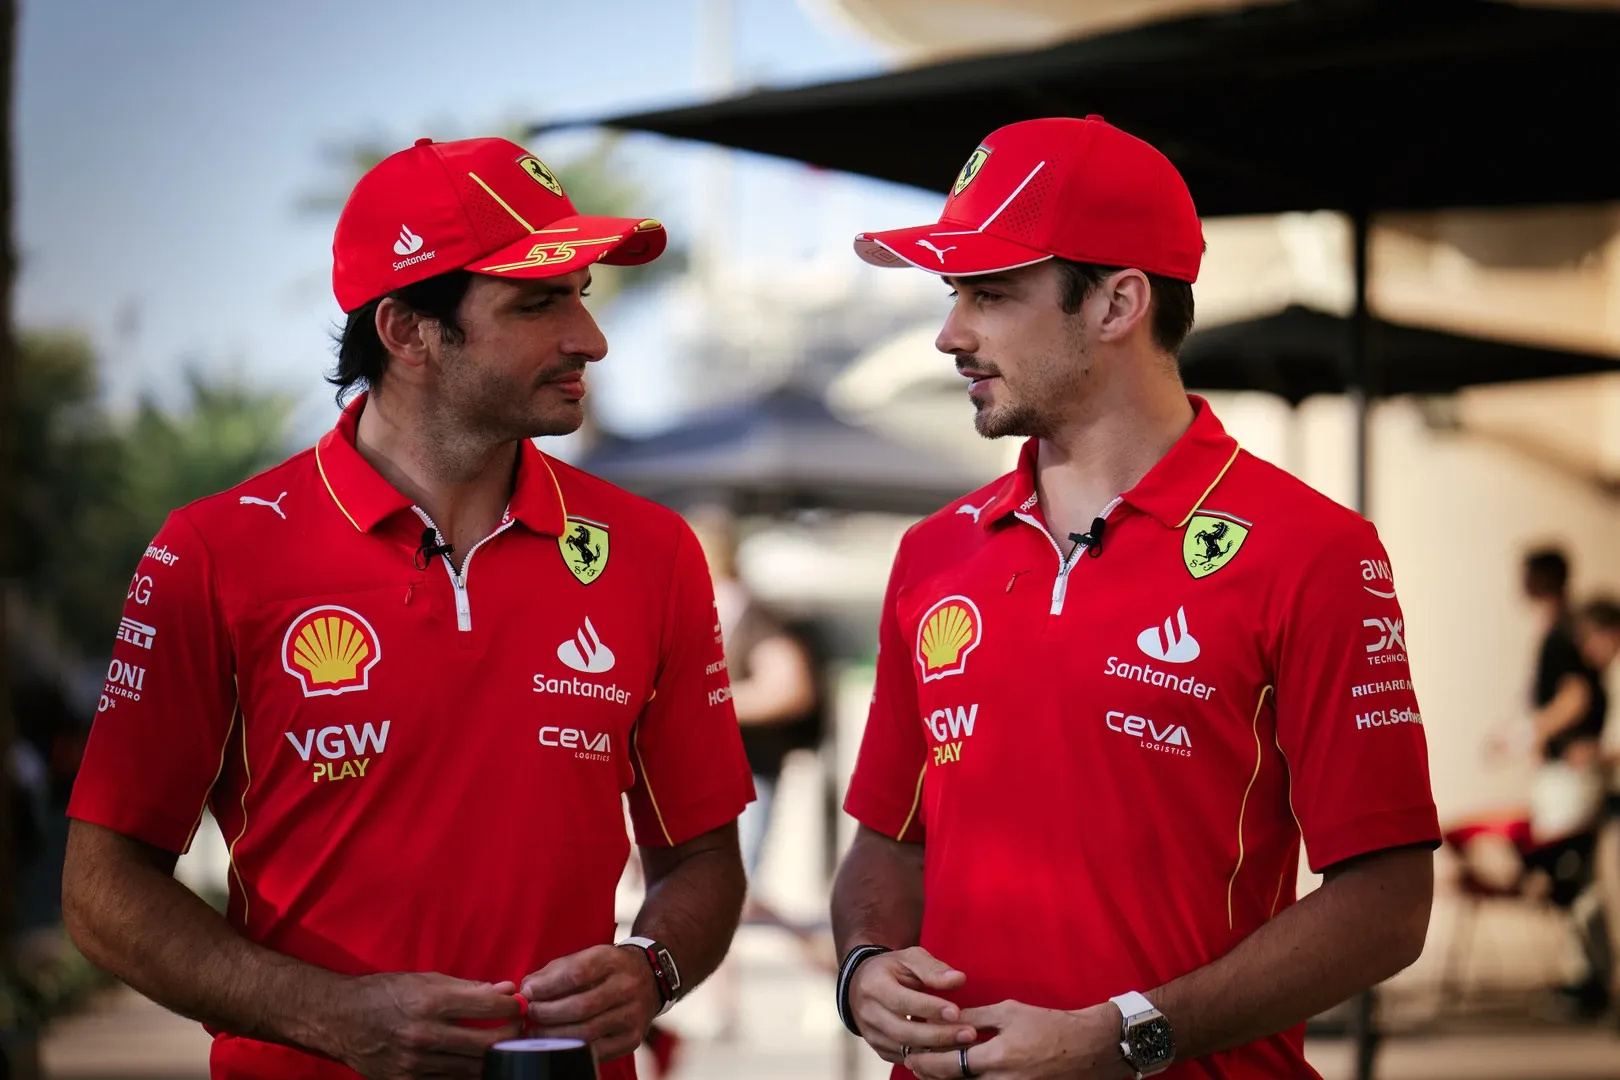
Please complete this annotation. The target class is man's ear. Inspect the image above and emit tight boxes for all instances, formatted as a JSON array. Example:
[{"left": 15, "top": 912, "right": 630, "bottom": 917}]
[
  {"left": 375, "top": 298, "right": 434, "bottom": 372},
  {"left": 1094, "top": 269, "right": 1152, "bottom": 344}
]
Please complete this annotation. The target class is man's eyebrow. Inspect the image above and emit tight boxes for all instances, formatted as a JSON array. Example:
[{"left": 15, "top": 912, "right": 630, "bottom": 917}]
[
  {"left": 944, "top": 273, "right": 1016, "bottom": 288},
  {"left": 520, "top": 277, "right": 592, "bottom": 298}
]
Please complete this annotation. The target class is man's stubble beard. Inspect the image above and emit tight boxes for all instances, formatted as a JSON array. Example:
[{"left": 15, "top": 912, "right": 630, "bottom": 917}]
[
  {"left": 973, "top": 398, "right": 1048, "bottom": 440},
  {"left": 969, "top": 331, "right": 1090, "bottom": 441},
  {"left": 434, "top": 344, "right": 585, "bottom": 444}
]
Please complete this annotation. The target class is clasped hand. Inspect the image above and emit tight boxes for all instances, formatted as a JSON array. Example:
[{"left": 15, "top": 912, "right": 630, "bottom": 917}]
[{"left": 847, "top": 948, "right": 1132, "bottom": 1080}]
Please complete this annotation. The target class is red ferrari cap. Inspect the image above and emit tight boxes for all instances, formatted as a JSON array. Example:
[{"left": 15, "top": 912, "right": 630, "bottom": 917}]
[
  {"left": 854, "top": 116, "right": 1203, "bottom": 283},
  {"left": 332, "top": 137, "right": 668, "bottom": 312}
]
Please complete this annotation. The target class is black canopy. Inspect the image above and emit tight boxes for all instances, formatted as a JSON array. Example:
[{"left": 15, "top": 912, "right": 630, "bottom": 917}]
[
  {"left": 1181, "top": 305, "right": 1618, "bottom": 405},
  {"left": 577, "top": 384, "right": 983, "bottom": 517},
  {"left": 554, "top": 0, "right": 1620, "bottom": 218}
]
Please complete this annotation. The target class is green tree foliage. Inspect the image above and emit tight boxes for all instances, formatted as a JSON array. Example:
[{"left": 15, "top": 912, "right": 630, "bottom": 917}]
[{"left": 14, "top": 332, "right": 292, "bottom": 656}]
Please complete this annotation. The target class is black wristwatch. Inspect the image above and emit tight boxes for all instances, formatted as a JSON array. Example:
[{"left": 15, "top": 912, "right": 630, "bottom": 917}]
[
  {"left": 620, "top": 936, "right": 681, "bottom": 1017},
  {"left": 1110, "top": 991, "right": 1175, "bottom": 1077}
]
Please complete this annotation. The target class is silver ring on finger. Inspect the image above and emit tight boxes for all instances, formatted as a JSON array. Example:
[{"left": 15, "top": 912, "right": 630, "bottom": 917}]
[
  {"left": 900, "top": 1044, "right": 911, "bottom": 1060},
  {"left": 960, "top": 1045, "right": 975, "bottom": 1078}
]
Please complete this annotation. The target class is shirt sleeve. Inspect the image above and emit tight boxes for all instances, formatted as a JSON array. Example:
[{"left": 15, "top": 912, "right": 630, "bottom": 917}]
[
  {"left": 1272, "top": 522, "right": 1440, "bottom": 873},
  {"left": 843, "top": 533, "right": 929, "bottom": 843},
  {"left": 67, "top": 512, "right": 238, "bottom": 854},
  {"left": 626, "top": 521, "right": 755, "bottom": 847},
  {"left": 1535, "top": 628, "right": 1585, "bottom": 706}
]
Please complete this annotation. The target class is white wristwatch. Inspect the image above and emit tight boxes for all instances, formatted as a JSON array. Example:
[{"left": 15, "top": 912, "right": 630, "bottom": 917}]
[
  {"left": 1109, "top": 991, "right": 1175, "bottom": 1078},
  {"left": 620, "top": 936, "right": 681, "bottom": 1017}
]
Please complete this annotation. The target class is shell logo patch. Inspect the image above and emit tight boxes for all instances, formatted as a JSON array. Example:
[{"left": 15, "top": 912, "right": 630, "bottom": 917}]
[
  {"left": 916, "top": 595, "right": 983, "bottom": 682},
  {"left": 282, "top": 605, "right": 381, "bottom": 697}
]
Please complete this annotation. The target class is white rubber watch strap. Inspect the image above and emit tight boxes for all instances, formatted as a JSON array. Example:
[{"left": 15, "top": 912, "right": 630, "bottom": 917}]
[
  {"left": 619, "top": 936, "right": 677, "bottom": 1016},
  {"left": 1110, "top": 990, "right": 1156, "bottom": 1023}
]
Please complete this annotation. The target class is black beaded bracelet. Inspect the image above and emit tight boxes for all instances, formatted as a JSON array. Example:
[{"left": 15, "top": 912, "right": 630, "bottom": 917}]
[{"left": 836, "top": 944, "right": 892, "bottom": 1036}]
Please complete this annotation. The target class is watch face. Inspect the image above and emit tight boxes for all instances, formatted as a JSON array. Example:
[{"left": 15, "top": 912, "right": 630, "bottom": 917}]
[
  {"left": 1130, "top": 1017, "right": 1175, "bottom": 1068},
  {"left": 654, "top": 946, "right": 681, "bottom": 992}
]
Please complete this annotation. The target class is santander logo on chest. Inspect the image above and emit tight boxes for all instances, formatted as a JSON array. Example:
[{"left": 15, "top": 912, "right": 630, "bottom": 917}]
[{"left": 1103, "top": 605, "right": 1216, "bottom": 701}]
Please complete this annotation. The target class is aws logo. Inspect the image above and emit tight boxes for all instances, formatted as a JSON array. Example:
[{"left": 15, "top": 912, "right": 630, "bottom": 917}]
[
  {"left": 282, "top": 606, "right": 381, "bottom": 697},
  {"left": 916, "top": 596, "right": 983, "bottom": 682}
]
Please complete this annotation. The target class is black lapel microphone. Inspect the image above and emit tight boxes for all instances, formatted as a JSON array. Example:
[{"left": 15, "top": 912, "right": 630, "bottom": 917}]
[
  {"left": 414, "top": 527, "right": 454, "bottom": 571},
  {"left": 1068, "top": 516, "right": 1108, "bottom": 559}
]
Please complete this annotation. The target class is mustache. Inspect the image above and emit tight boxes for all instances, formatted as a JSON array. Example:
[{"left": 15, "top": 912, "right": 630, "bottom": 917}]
[
  {"left": 533, "top": 358, "right": 591, "bottom": 387},
  {"left": 956, "top": 357, "right": 1001, "bottom": 379}
]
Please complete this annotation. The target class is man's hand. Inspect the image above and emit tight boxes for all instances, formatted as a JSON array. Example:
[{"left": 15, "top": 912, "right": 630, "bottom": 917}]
[
  {"left": 848, "top": 947, "right": 976, "bottom": 1064},
  {"left": 520, "top": 945, "right": 662, "bottom": 1062},
  {"left": 905, "top": 1001, "right": 1129, "bottom": 1080},
  {"left": 321, "top": 972, "right": 525, "bottom": 1079}
]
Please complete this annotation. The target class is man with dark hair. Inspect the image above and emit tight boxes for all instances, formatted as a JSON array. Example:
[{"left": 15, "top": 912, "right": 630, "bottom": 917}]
[
  {"left": 62, "top": 137, "right": 753, "bottom": 1079},
  {"left": 1521, "top": 590, "right": 1620, "bottom": 1016},
  {"left": 1524, "top": 546, "right": 1571, "bottom": 605},
  {"left": 1521, "top": 545, "right": 1600, "bottom": 762},
  {"left": 832, "top": 117, "right": 1438, "bottom": 1080}
]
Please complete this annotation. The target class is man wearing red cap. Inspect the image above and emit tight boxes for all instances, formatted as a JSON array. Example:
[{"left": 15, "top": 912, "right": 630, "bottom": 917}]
[
  {"left": 831, "top": 117, "right": 1439, "bottom": 1080},
  {"left": 62, "top": 138, "right": 753, "bottom": 1079}
]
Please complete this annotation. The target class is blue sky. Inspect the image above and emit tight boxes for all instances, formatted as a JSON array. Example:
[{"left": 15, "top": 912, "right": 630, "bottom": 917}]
[{"left": 15, "top": 0, "right": 945, "bottom": 440}]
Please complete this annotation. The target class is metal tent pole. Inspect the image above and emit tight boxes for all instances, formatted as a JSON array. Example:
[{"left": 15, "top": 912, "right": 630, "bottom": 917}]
[
  {"left": 1350, "top": 209, "right": 1371, "bottom": 520},
  {"left": 1347, "top": 207, "right": 1381, "bottom": 1080}
]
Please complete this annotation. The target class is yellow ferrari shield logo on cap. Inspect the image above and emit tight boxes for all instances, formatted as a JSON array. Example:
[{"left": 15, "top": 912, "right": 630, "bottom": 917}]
[
  {"left": 1182, "top": 513, "right": 1251, "bottom": 579},
  {"left": 558, "top": 517, "right": 609, "bottom": 585},
  {"left": 518, "top": 155, "right": 564, "bottom": 198},
  {"left": 952, "top": 147, "right": 990, "bottom": 197}
]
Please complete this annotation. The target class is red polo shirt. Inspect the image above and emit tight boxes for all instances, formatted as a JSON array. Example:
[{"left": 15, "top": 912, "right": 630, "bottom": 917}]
[
  {"left": 845, "top": 398, "right": 1439, "bottom": 1080},
  {"left": 69, "top": 395, "right": 753, "bottom": 1080}
]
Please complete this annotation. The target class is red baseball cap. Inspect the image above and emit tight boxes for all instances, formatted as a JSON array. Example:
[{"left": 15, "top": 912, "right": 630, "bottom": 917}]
[
  {"left": 332, "top": 137, "right": 668, "bottom": 312},
  {"left": 854, "top": 116, "right": 1202, "bottom": 283}
]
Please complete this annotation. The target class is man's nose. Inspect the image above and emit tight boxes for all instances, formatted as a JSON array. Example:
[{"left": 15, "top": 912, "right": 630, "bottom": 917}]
[
  {"left": 563, "top": 306, "right": 609, "bottom": 362},
  {"left": 936, "top": 302, "right": 977, "bottom": 358}
]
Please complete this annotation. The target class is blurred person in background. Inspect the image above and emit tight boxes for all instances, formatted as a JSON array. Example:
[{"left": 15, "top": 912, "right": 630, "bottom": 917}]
[
  {"left": 1515, "top": 544, "right": 1615, "bottom": 1015},
  {"left": 1522, "top": 596, "right": 1620, "bottom": 1017},
  {"left": 685, "top": 506, "right": 829, "bottom": 1039},
  {"left": 685, "top": 506, "right": 822, "bottom": 903},
  {"left": 1521, "top": 548, "right": 1607, "bottom": 776},
  {"left": 9, "top": 674, "right": 86, "bottom": 934},
  {"left": 831, "top": 117, "right": 1437, "bottom": 1080},
  {"left": 59, "top": 137, "right": 753, "bottom": 1080}
]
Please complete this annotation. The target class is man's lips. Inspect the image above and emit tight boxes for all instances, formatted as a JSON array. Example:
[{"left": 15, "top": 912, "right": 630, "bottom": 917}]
[
  {"left": 962, "top": 371, "right": 999, "bottom": 396},
  {"left": 548, "top": 372, "right": 586, "bottom": 400}
]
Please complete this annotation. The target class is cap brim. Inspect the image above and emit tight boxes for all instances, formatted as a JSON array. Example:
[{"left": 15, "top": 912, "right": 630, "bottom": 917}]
[
  {"left": 468, "top": 214, "right": 668, "bottom": 279},
  {"left": 854, "top": 223, "right": 1051, "bottom": 277}
]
